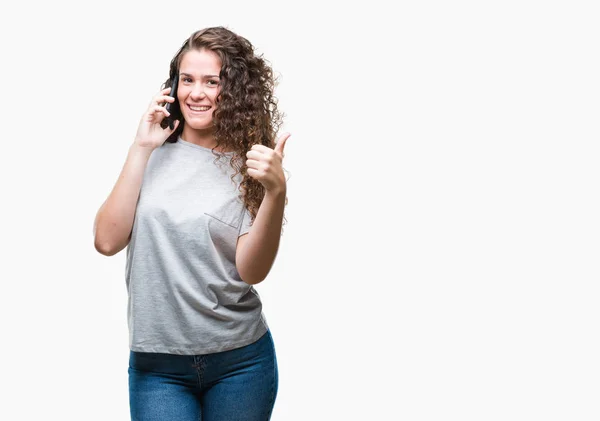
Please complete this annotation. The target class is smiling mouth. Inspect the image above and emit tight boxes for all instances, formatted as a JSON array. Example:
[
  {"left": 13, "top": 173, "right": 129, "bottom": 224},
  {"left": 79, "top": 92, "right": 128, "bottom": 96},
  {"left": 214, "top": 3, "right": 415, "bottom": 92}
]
[{"left": 188, "top": 105, "right": 211, "bottom": 112}]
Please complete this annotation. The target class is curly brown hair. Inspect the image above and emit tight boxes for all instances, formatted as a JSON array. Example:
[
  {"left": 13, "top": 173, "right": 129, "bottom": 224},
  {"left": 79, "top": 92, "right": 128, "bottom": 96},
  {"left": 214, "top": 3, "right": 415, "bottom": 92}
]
[{"left": 162, "top": 26, "right": 286, "bottom": 227}]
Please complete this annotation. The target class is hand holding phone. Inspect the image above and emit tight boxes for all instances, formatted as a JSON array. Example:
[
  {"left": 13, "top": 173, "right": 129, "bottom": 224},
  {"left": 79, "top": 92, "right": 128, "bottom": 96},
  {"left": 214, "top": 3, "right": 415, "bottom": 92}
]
[{"left": 134, "top": 85, "right": 181, "bottom": 149}]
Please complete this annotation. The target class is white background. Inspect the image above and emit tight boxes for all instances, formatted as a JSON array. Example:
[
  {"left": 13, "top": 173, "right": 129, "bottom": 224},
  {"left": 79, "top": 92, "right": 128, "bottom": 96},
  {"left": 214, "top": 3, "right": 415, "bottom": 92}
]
[{"left": 0, "top": 0, "right": 598, "bottom": 420}]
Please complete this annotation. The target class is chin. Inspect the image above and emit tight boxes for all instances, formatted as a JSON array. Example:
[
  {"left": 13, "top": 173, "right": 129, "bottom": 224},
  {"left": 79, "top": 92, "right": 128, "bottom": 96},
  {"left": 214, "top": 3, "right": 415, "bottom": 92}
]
[{"left": 184, "top": 119, "right": 214, "bottom": 130}]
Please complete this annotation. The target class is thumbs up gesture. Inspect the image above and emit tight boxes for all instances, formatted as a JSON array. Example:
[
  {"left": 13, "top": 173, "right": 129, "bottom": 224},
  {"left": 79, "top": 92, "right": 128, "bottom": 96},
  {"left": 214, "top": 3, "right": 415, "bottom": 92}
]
[{"left": 245, "top": 133, "right": 290, "bottom": 194}]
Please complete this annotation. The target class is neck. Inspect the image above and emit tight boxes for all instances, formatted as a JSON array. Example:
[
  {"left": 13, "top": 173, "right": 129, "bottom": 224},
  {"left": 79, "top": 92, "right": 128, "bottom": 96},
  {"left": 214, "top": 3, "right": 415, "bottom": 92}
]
[{"left": 181, "top": 124, "right": 217, "bottom": 149}]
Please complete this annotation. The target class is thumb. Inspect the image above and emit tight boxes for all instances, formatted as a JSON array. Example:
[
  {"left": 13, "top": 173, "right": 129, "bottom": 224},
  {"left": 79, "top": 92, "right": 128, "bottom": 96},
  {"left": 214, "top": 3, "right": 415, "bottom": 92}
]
[
  {"left": 169, "top": 119, "right": 180, "bottom": 132},
  {"left": 275, "top": 133, "right": 291, "bottom": 156}
]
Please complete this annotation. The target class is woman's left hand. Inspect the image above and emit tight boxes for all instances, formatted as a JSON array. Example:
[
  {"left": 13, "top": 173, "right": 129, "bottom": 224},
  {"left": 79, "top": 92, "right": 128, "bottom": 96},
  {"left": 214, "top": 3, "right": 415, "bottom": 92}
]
[{"left": 246, "top": 133, "right": 290, "bottom": 193}]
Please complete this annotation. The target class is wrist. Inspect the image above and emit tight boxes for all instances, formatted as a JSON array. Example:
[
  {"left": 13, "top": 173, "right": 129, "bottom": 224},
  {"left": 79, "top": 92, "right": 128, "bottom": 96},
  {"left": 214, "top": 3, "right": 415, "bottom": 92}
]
[
  {"left": 130, "top": 142, "right": 156, "bottom": 158},
  {"left": 265, "top": 185, "right": 286, "bottom": 198}
]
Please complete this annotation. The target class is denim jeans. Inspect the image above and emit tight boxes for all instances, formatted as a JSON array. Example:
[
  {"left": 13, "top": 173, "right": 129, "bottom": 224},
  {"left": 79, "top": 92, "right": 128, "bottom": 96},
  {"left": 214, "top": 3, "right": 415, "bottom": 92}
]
[{"left": 128, "top": 330, "right": 278, "bottom": 421}]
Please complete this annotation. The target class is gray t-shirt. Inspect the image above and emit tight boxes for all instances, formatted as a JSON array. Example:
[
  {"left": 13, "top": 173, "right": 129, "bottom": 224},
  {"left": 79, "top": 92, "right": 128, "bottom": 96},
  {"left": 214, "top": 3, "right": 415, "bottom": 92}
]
[{"left": 125, "top": 136, "right": 269, "bottom": 355}]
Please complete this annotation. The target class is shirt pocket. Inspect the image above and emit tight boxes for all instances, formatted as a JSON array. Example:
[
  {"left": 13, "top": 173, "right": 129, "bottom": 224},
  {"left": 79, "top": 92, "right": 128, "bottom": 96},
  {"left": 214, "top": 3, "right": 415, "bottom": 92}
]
[{"left": 203, "top": 196, "right": 245, "bottom": 230}]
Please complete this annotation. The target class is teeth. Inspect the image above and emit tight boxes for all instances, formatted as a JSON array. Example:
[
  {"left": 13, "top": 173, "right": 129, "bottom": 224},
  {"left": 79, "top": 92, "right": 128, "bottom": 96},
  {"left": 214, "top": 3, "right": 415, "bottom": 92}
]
[{"left": 190, "top": 105, "right": 210, "bottom": 111}]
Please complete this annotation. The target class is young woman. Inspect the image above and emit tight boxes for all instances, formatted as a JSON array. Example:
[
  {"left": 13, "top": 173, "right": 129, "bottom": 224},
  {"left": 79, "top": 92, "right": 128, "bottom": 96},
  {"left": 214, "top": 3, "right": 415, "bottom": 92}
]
[{"left": 93, "top": 26, "right": 289, "bottom": 420}]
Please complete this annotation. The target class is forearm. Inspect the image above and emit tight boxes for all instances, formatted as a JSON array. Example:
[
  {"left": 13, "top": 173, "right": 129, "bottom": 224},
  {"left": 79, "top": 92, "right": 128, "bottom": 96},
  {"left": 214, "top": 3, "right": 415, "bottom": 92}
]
[
  {"left": 236, "top": 188, "right": 286, "bottom": 284},
  {"left": 93, "top": 143, "right": 154, "bottom": 256}
]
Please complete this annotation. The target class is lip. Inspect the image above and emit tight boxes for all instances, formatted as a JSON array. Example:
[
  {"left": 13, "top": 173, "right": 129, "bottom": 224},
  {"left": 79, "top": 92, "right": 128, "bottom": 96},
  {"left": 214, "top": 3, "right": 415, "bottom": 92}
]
[{"left": 187, "top": 104, "right": 212, "bottom": 113}]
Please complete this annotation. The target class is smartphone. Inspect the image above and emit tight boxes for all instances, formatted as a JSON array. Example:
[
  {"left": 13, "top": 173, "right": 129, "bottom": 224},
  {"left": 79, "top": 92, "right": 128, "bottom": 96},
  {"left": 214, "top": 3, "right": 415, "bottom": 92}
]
[{"left": 163, "top": 73, "right": 181, "bottom": 130}]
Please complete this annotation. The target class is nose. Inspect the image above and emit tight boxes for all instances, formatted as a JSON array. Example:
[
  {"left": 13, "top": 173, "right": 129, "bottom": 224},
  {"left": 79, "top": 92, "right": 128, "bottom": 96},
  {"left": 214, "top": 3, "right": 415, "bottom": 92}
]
[{"left": 190, "top": 83, "right": 206, "bottom": 100}]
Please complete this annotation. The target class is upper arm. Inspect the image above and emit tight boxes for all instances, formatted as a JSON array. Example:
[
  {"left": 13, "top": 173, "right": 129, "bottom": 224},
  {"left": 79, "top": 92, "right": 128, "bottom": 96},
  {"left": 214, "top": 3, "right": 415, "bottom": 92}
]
[
  {"left": 235, "top": 232, "right": 251, "bottom": 282},
  {"left": 236, "top": 232, "right": 249, "bottom": 260}
]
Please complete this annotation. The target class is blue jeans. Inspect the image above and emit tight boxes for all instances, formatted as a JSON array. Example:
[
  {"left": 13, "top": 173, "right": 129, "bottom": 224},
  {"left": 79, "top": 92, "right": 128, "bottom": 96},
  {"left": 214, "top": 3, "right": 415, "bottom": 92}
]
[{"left": 128, "top": 330, "right": 278, "bottom": 421}]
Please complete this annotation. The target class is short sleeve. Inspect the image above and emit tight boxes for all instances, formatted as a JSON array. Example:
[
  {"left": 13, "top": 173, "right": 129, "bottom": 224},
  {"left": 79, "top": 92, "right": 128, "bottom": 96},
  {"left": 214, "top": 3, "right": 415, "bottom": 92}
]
[{"left": 238, "top": 207, "right": 253, "bottom": 237}]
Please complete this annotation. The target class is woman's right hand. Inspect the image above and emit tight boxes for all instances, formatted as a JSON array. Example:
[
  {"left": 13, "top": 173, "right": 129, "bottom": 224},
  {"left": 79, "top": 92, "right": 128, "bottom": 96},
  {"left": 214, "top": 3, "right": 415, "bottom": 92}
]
[{"left": 134, "top": 87, "right": 180, "bottom": 150}]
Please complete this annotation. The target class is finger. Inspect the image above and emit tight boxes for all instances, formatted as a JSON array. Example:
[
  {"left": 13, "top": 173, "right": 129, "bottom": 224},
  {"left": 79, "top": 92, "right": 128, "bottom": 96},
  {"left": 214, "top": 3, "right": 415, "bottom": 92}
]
[
  {"left": 245, "top": 159, "right": 261, "bottom": 169},
  {"left": 250, "top": 144, "right": 268, "bottom": 154},
  {"left": 275, "top": 133, "right": 291, "bottom": 156},
  {"left": 247, "top": 167, "right": 260, "bottom": 179},
  {"left": 154, "top": 104, "right": 170, "bottom": 116},
  {"left": 246, "top": 150, "right": 263, "bottom": 160},
  {"left": 150, "top": 104, "right": 170, "bottom": 118},
  {"left": 155, "top": 95, "right": 175, "bottom": 103}
]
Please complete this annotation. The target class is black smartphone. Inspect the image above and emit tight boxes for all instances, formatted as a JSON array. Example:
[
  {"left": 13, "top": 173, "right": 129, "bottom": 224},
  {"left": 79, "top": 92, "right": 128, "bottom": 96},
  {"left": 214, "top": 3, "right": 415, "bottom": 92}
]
[{"left": 163, "top": 73, "right": 181, "bottom": 130}]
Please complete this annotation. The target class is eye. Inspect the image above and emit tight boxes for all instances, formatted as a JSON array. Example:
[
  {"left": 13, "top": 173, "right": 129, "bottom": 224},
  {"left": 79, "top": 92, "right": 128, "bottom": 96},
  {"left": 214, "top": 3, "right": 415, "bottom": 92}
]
[
  {"left": 208, "top": 80, "right": 220, "bottom": 86},
  {"left": 182, "top": 77, "right": 193, "bottom": 83}
]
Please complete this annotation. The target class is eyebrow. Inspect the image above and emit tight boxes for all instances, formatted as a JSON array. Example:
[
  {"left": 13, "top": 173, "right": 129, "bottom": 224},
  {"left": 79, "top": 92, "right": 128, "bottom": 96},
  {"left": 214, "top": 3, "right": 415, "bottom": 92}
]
[{"left": 180, "top": 72, "right": 220, "bottom": 78}]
